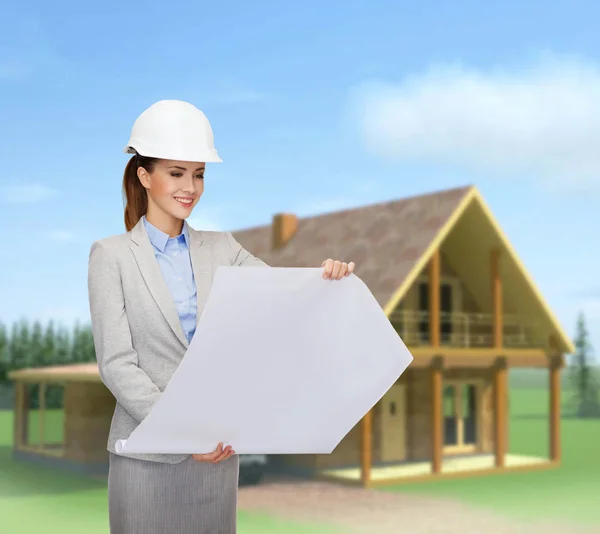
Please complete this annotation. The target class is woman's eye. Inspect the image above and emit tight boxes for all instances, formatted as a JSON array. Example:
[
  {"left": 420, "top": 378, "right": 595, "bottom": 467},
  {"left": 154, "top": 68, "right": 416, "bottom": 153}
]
[
  {"left": 195, "top": 175, "right": 204, "bottom": 179},
  {"left": 171, "top": 173, "right": 182, "bottom": 177}
]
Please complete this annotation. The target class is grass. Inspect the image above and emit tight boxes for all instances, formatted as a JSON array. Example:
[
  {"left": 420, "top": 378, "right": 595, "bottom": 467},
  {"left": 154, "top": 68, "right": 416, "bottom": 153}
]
[
  {"left": 2, "top": 381, "right": 599, "bottom": 531},
  {"left": 385, "top": 387, "right": 600, "bottom": 527},
  {"left": 23, "top": 408, "right": 64, "bottom": 445},
  {"left": 0, "top": 410, "right": 340, "bottom": 534}
]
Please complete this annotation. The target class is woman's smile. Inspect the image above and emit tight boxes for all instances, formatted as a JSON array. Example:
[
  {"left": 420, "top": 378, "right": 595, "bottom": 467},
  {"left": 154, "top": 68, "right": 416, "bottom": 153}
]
[{"left": 174, "top": 196, "right": 194, "bottom": 208}]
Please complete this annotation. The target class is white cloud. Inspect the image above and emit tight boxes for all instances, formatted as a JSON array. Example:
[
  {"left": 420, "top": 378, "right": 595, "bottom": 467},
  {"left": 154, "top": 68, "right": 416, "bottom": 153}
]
[
  {"left": 0, "top": 184, "right": 59, "bottom": 203},
  {"left": 352, "top": 54, "right": 600, "bottom": 193}
]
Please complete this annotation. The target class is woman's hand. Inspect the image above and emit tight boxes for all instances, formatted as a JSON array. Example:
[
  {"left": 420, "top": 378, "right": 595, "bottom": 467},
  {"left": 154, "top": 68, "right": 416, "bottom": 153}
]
[
  {"left": 321, "top": 259, "right": 355, "bottom": 280},
  {"left": 192, "top": 442, "right": 235, "bottom": 463}
]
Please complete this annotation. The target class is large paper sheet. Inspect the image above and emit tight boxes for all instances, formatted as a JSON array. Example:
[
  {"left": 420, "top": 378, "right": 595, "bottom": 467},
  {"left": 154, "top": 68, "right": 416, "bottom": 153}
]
[{"left": 115, "top": 267, "right": 413, "bottom": 455}]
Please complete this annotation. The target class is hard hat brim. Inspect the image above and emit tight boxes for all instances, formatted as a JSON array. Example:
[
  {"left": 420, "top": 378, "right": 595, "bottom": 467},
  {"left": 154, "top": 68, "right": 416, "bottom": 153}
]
[{"left": 123, "top": 143, "right": 223, "bottom": 163}]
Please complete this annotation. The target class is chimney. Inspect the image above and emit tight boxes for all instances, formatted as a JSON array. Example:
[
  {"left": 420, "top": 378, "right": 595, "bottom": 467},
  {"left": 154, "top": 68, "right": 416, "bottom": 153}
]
[{"left": 271, "top": 213, "right": 298, "bottom": 250}]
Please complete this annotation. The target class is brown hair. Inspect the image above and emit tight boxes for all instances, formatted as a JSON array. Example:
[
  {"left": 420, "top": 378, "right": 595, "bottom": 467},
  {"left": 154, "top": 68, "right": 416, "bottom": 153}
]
[{"left": 122, "top": 153, "right": 160, "bottom": 231}]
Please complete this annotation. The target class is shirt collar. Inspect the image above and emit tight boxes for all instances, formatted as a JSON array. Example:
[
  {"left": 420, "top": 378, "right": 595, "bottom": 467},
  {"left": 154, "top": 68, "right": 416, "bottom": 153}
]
[{"left": 142, "top": 215, "right": 189, "bottom": 252}]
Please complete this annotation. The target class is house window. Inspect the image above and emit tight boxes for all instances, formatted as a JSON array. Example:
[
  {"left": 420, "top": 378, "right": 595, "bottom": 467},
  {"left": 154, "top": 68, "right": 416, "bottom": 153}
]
[
  {"left": 440, "top": 284, "right": 453, "bottom": 343},
  {"left": 418, "top": 283, "right": 429, "bottom": 343},
  {"left": 418, "top": 280, "right": 455, "bottom": 345}
]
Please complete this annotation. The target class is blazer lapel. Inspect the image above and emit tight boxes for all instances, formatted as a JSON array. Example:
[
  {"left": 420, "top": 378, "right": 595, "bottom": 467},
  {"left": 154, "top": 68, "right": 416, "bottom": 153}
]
[
  {"left": 187, "top": 226, "right": 216, "bottom": 326},
  {"left": 129, "top": 219, "right": 189, "bottom": 348}
]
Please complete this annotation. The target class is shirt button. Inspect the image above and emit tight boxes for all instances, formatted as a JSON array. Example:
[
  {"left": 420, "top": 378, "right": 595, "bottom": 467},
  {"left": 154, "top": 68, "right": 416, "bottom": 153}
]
[
  {"left": 178, "top": 277, "right": 182, "bottom": 282},
  {"left": 173, "top": 252, "right": 179, "bottom": 256}
]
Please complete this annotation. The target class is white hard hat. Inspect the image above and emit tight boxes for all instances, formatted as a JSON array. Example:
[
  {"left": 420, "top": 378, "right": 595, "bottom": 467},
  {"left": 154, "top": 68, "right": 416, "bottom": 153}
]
[{"left": 124, "top": 99, "right": 222, "bottom": 163}]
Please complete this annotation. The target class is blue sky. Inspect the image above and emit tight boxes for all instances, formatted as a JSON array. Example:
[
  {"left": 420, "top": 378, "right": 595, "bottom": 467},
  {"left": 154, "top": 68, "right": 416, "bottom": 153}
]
[{"left": 1, "top": 0, "right": 599, "bottom": 355}]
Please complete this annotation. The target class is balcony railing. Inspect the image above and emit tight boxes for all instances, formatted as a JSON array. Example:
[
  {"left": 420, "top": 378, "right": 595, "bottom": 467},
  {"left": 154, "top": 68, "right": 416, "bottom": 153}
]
[{"left": 388, "top": 310, "right": 543, "bottom": 349}]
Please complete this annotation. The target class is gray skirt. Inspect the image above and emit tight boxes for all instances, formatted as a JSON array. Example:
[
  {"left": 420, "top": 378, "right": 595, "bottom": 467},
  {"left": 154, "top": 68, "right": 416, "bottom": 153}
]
[{"left": 108, "top": 452, "right": 239, "bottom": 534}]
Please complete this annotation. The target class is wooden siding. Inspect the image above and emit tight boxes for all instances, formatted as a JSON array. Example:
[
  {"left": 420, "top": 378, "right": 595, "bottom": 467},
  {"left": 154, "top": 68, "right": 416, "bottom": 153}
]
[
  {"left": 280, "top": 374, "right": 417, "bottom": 471},
  {"left": 63, "top": 382, "right": 115, "bottom": 463}
]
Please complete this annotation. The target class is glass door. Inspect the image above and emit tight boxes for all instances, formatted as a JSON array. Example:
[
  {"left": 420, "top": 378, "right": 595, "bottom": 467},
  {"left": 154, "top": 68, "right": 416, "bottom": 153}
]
[
  {"left": 443, "top": 385, "right": 458, "bottom": 446},
  {"left": 442, "top": 381, "right": 479, "bottom": 453}
]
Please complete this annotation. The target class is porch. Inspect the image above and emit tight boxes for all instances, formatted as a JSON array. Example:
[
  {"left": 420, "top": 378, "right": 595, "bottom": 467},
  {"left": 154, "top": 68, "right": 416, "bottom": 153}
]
[
  {"left": 8, "top": 364, "right": 115, "bottom": 475},
  {"left": 353, "top": 246, "right": 564, "bottom": 488},
  {"left": 319, "top": 453, "right": 555, "bottom": 487}
]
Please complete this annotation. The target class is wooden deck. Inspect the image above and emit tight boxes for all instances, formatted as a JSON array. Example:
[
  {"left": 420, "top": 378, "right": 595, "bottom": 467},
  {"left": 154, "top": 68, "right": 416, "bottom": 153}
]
[{"left": 319, "top": 453, "right": 555, "bottom": 487}]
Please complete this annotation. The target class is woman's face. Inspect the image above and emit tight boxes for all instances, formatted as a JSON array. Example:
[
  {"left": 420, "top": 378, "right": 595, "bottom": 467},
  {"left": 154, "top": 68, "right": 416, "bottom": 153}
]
[{"left": 138, "top": 159, "right": 205, "bottom": 221}]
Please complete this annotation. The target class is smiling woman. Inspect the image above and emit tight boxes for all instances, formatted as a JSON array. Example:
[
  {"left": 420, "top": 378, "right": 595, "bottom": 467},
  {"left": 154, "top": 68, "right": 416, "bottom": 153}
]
[{"left": 88, "top": 99, "right": 355, "bottom": 534}]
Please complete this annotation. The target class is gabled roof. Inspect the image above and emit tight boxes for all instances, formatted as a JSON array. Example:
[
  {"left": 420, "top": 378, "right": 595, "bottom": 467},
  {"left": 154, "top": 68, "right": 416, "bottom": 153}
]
[
  {"left": 232, "top": 185, "right": 472, "bottom": 308},
  {"left": 233, "top": 185, "right": 574, "bottom": 354}
]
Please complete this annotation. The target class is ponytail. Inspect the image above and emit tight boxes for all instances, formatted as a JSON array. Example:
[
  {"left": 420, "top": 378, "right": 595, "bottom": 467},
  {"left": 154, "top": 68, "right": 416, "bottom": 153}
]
[{"left": 122, "top": 153, "right": 159, "bottom": 231}]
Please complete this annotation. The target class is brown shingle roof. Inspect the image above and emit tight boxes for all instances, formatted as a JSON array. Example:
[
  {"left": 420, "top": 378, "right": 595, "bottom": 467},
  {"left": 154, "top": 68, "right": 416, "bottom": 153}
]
[{"left": 232, "top": 185, "right": 473, "bottom": 308}]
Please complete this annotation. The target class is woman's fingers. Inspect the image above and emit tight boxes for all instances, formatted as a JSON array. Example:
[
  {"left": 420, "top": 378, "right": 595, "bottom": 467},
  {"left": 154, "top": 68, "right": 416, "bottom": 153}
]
[
  {"left": 331, "top": 260, "right": 342, "bottom": 279},
  {"left": 322, "top": 259, "right": 355, "bottom": 279},
  {"left": 207, "top": 442, "right": 224, "bottom": 460},
  {"left": 212, "top": 445, "right": 234, "bottom": 463},
  {"left": 214, "top": 444, "right": 236, "bottom": 463},
  {"left": 192, "top": 442, "right": 236, "bottom": 463}
]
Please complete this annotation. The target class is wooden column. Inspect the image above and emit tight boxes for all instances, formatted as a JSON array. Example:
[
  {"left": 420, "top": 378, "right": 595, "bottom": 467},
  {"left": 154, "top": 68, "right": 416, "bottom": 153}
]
[
  {"left": 431, "top": 357, "right": 443, "bottom": 473},
  {"left": 13, "top": 381, "right": 29, "bottom": 449},
  {"left": 549, "top": 336, "right": 562, "bottom": 462},
  {"left": 549, "top": 358, "right": 561, "bottom": 462},
  {"left": 360, "top": 409, "right": 372, "bottom": 486},
  {"left": 491, "top": 249, "right": 503, "bottom": 348},
  {"left": 38, "top": 382, "right": 46, "bottom": 451},
  {"left": 493, "top": 357, "right": 507, "bottom": 467},
  {"left": 429, "top": 249, "right": 440, "bottom": 347},
  {"left": 428, "top": 250, "right": 442, "bottom": 474}
]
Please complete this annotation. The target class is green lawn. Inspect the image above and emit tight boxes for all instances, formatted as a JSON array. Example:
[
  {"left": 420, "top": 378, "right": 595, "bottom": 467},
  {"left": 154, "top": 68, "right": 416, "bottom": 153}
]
[
  {"left": 0, "top": 410, "right": 340, "bottom": 534},
  {"left": 386, "top": 388, "right": 600, "bottom": 527},
  {"left": 1, "top": 385, "right": 598, "bottom": 531}
]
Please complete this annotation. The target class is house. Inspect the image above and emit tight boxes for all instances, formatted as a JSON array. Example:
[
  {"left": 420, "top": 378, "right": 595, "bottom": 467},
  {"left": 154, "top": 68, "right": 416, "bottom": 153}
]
[{"left": 8, "top": 185, "right": 573, "bottom": 486}]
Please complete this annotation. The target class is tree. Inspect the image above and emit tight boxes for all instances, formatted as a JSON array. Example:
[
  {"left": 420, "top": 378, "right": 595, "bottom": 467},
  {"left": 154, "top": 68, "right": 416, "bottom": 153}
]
[
  {"left": 29, "top": 320, "right": 45, "bottom": 368},
  {"left": 569, "top": 312, "right": 600, "bottom": 418},
  {"left": 10, "top": 318, "right": 30, "bottom": 370},
  {"left": 42, "top": 320, "right": 57, "bottom": 366},
  {"left": 0, "top": 322, "right": 8, "bottom": 383},
  {"left": 53, "top": 323, "right": 71, "bottom": 365},
  {"left": 79, "top": 323, "right": 96, "bottom": 362}
]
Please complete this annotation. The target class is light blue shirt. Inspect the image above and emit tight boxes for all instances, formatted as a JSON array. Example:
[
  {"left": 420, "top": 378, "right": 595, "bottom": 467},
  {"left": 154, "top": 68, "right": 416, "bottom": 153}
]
[{"left": 143, "top": 216, "right": 197, "bottom": 343}]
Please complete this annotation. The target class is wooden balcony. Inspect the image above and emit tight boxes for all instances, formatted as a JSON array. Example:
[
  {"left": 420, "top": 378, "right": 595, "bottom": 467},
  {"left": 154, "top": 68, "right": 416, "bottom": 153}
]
[{"left": 388, "top": 310, "right": 543, "bottom": 349}]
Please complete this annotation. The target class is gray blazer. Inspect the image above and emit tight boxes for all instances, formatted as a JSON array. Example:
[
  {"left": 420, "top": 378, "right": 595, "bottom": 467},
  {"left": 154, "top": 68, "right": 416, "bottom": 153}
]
[{"left": 87, "top": 217, "right": 267, "bottom": 464}]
